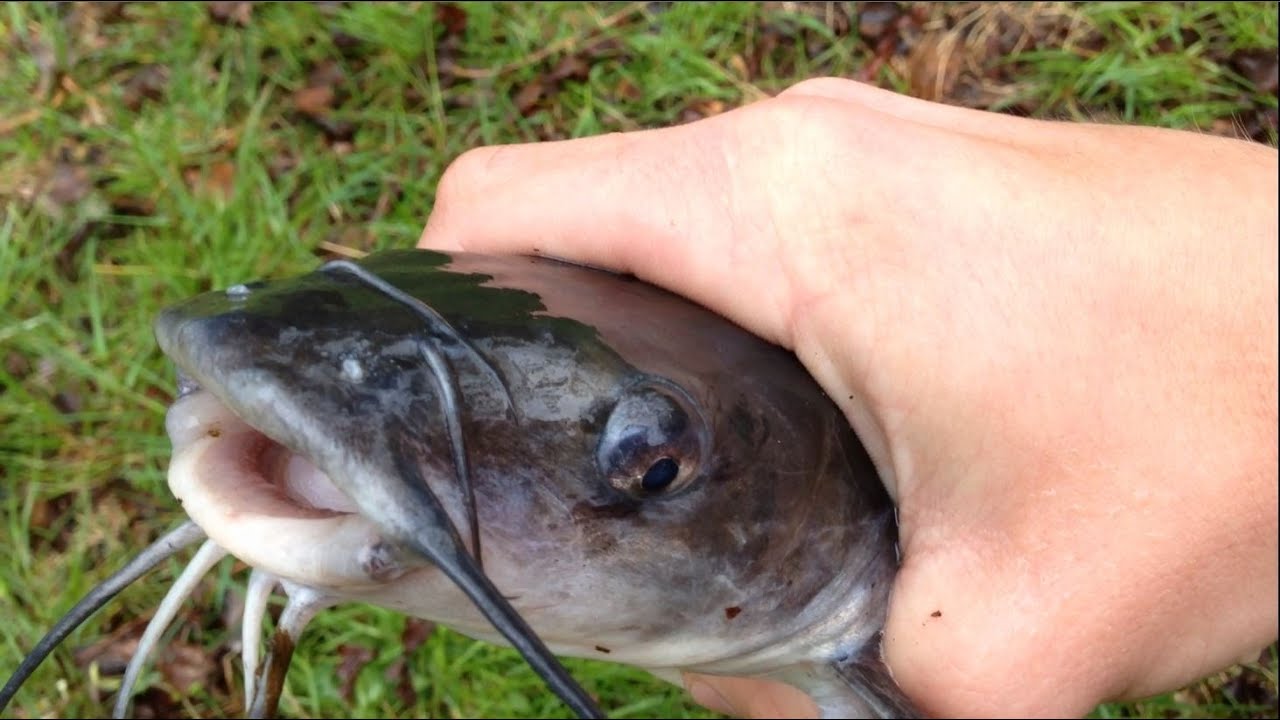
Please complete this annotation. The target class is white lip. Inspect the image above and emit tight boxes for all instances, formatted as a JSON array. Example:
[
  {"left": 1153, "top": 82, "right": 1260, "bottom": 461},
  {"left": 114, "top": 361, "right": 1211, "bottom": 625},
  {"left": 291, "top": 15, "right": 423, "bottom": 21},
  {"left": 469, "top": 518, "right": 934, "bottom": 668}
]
[{"left": 165, "top": 390, "right": 401, "bottom": 589}]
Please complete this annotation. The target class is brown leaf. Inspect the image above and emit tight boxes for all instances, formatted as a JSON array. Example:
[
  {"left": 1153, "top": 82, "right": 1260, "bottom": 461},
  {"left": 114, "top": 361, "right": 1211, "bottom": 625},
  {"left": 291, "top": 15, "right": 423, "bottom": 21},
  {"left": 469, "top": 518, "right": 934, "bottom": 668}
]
[
  {"left": 46, "top": 162, "right": 93, "bottom": 206},
  {"left": 208, "top": 160, "right": 236, "bottom": 199},
  {"left": 313, "top": 118, "right": 355, "bottom": 143},
  {"left": 1258, "top": 107, "right": 1278, "bottom": 144},
  {"left": 548, "top": 54, "right": 591, "bottom": 84},
  {"left": 123, "top": 64, "right": 170, "bottom": 111},
  {"left": 854, "top": 31, "right": 887, "bottom": 82},
  {"left": 704, "top": 99, "right": 726, "bottom": 116},
  {"left": 614, "top": 77, "right": 640, "bottom": 101},
  {"left": 74, "top": 616, "right": 151, "bottom": 676},
  {"left": 159, "top": 642, "right": 218, "bottom": 694},
  {"left": 293, "top": 85, "right": 335, "bottom": 118},
  {"left": 5, "top": 351, "right": 30, "bottom": 380},
  {"left": 681, "top": 99, "right": 726, "bottom": 123},
  {"left": 28, "top": 492, "right": 75, "bottom": 544},
  {"left": 268, "top": 150, "right": 300, "bottom": 179},
  {"left": 307, "top": 59, "right": 346, "bottom": 90},
  {"left": 52, "top": 390, "right": 83, "bottom": 415},
  {"left": 745, "top": 27, "right": 780, "bottom": 81},
  {"left": 110, "top": 194, "right": 157, "bottom": 217},
  {"left": 208, "top": 1, "right": 252, "bottom": 27},
  {"left": 857, "top": 2, "right": 901, "bottom": 41},
  {"left": 435, "top": 2, "right": 468, "bottom": 36},
  {"left": 1231, "top": 49, "right": 1279, "bottom": 96},
  {"left": 383, "top": 657, "right": 417, "bottom": 708},
  {"left": 582, "top": 36, "right": 624, "bottom": 61},
  {"left": 184, "top": 161, "right": 236, "bottom": 201},
  {"left": 514, "top": 79, "right": 544, "bottom": 116},
  {"left": 332, "top": 29, "right": 362, "bottom": 52},
  {"left": 401, "top": 618, "right": 434, "bottom": 653},
  {"left": 336, "top": 644, "right": 375, "bottom": 703}
]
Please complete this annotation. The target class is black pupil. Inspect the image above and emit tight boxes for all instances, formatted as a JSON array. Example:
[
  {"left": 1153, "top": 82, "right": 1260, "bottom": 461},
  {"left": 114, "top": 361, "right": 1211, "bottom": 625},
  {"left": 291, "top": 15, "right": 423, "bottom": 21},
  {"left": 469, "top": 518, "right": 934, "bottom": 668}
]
[{"left": 641, "top": 457, "right": 680, "bottom": 491}]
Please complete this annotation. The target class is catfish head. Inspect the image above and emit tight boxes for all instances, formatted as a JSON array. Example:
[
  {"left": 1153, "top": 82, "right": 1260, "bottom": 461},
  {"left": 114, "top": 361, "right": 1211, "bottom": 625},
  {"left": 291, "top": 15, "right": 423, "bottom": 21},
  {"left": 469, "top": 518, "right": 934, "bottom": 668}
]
[{"left": 2, "top": 250, "right": 914, "bottom": 719}]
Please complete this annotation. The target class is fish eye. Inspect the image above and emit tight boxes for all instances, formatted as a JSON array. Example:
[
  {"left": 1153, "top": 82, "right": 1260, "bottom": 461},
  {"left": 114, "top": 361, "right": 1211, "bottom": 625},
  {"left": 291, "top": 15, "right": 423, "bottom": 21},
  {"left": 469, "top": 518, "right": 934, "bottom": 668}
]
[{"left": 596, "top": 380, "right": 708, "bottom": 498}]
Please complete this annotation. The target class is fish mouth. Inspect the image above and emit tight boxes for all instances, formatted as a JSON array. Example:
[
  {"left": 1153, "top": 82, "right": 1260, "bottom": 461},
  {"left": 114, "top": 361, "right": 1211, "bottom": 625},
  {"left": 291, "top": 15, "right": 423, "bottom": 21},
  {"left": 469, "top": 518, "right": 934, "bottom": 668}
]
[{"left": 164, "top": 386, "right": 420, "bottom": 590}]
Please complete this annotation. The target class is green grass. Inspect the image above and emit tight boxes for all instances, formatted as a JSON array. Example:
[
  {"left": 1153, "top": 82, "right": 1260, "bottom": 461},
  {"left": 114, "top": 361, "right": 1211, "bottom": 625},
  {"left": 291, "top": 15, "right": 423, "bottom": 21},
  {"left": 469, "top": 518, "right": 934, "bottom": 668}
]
[{"left": 1, "top": 2, "right": 1276, "bottom": 718}]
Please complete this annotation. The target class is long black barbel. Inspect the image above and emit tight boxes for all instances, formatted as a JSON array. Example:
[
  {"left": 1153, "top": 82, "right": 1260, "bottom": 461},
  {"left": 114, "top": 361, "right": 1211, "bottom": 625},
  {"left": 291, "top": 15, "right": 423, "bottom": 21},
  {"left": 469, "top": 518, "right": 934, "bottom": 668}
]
[
  {"left": 320, "top": 259, "right": 604, "bottom": 719},
  {"left": 389, "top": 450, "right": 605, "bottom": 719},
  {"left": 322, "top": 259, "right": 488, "bottom": 570},
  {"left": 0, "top": 520, "right": 207, "bottom": 712}
]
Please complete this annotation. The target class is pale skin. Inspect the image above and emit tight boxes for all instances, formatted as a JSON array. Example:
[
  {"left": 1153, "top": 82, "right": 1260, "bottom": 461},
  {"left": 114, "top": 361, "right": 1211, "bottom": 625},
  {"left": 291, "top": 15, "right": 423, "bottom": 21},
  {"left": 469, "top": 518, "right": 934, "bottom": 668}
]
[{"left": 417, "top": 78, "right": 1279, "bottom": 718}]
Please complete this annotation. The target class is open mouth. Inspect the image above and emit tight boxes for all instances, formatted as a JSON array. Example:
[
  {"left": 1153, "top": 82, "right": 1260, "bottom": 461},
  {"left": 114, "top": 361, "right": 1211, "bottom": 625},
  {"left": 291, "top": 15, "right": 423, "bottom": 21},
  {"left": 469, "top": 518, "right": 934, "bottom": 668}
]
[{"left": 165, "top": 385, "right": 417, "bottom": 590}]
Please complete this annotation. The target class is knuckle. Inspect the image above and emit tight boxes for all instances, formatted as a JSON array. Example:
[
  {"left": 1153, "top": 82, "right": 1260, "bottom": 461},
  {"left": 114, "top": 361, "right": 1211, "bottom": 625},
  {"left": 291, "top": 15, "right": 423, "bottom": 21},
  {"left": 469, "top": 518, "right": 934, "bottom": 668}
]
[
  {"left": 434, "top": 145, "right": 507, "bottom": 206},
  {"left": 779, "top": 75, "right": 850, "bottom": 98}
]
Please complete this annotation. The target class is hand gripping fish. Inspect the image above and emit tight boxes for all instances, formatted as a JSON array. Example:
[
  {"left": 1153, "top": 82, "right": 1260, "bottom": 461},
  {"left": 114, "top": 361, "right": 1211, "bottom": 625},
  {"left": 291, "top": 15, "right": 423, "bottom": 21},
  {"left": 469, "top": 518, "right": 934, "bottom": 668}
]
[{"left": 2, "top": 250, "right": 919, "bottom": 719}]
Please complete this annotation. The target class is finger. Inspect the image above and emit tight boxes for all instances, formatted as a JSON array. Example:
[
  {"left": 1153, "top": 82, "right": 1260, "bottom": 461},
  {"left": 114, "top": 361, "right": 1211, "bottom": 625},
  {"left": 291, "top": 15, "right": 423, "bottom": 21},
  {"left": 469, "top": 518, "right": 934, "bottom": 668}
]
[
  {"left": 418, "top": 104, "right": 802, "bottom": 347},
  {"left": 682, "top": 673, "right": 820, "bottom": 719},
  {"left": 418, "top": 127, "right": 670, "bottom": 256}
]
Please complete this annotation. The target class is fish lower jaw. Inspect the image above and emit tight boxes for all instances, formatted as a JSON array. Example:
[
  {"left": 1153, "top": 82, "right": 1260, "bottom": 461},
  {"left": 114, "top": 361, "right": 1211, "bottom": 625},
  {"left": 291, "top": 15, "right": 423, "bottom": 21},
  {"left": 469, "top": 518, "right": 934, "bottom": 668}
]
[{"left": 164, "top": 390, "right": 412, "bottom": 590}]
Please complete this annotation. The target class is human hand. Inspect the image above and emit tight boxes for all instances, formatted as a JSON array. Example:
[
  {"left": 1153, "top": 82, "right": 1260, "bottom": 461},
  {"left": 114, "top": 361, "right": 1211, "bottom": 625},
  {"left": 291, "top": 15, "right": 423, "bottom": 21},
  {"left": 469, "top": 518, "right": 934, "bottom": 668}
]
[{"left": 417, "top": 78, "right": 1278, "bottom": 717}]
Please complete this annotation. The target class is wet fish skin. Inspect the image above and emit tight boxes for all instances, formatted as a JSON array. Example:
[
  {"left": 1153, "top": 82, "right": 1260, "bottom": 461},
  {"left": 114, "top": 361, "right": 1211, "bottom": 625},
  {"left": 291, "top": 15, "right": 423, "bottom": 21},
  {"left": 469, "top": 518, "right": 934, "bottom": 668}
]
[{"left": 153, "top": 249, "right": 915, "bottom": 718}]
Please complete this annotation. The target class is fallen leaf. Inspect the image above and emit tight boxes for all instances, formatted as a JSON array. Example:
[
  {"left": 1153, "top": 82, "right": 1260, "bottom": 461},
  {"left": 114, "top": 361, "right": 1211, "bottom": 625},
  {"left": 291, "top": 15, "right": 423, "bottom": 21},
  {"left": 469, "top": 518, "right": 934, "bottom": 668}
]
[
  {"left": 857, "top": 2, "right": 901, "bottom": 42},
  {"left": 402, "top": 618, "right": 434, "bottom": 653},
  {"left": 207, "top": 1, "right": 252, "bottom": 27},
  {"left": 435, "top": 2, "right": 468, "bottom": 36},
  {"left": 307, "top": 59, "right": 346, "bottom": 90},
  {"left": 614, "top": 77, "right": 641, "bottom": 101},
  {"left": 267, "top": 149, "right": 300, "bottom": 179},
  {"left": 514, "top": 79, "right": 544, "bottom": 116},
  {"left": 1231, "top": 49, "right": 1279, "bottom": 96},
  {"left": 332, "top": 29, "right": 362, "bottom": 52},
  {"left": 184, "top": 161, "right": 237, "bottom": 201},
  {"left": 293, "top": 85, "right": 335, "bottom": 118},
  {"left": 679, "top": 99, "right": 725, "bottom": 124},
  {"left": 123, "top": 64, "right": 170, "bottom": 110},
  {"left": 384, "top": 656, "right": 416, "bottom": 708},
  {"left": 159, "top": 642, "right": 218, "bottom": 694},
  {"left": 28, "top": 492, "right": 76, "bottom": 545},
  {"left": 52, "top": 390, "right": 83, "bottom": 416},
  {"left": 702, "top": 99, "right": 726, "bottom": 116},
  {"left": 336, "top": 644, "right": 375, "bottom": 702},
  {"left": 74, "top": 616, "right": 151, "bottom": 676},
  {"left": 4, "top": 351, "right": 30, "bottom": 380},
  {"left": 46, "top": 162, "right": 92, "bottom": 206},
  {"left": 548, "top": 54, "right": 590, "bottom": 83},
  {"left": 110, "top": 194, "right": 158, "bottom": 216}
]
